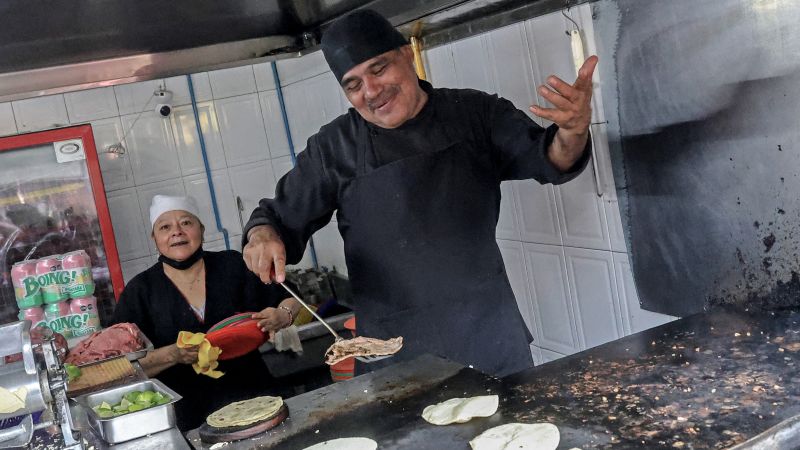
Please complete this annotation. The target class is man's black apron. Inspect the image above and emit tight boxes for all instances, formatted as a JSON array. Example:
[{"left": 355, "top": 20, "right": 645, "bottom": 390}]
[{"left": 335, "top": 121, "right": 534, "bottom": 377}]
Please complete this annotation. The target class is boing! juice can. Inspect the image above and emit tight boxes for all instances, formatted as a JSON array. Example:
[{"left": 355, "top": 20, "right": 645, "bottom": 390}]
[
  {"left": 44, "top": 301, "right": 72, "bottom": 338},
  {"left": 17, "top": 306, "right": 44, "bottom": 325},
  {"left": 11, "top": 260, "right": 43, "bottom": 309},
  {"left": 62, "top": 250, "right": 95, "bottom": 298},
  {"left": 36, "top": 256, "right": 68, "bottom": 304},
  {"left": 69, "top": 296, "right": 101, "bottom": 335}
]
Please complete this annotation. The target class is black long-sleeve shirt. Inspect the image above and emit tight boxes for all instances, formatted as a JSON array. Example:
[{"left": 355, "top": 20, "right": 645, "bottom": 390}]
[
  {"left": 112, "top": 250, "right": 286, "bottom": 431},
  {"left": 243, "top": 79, "right": 590, "bottom": 263}
]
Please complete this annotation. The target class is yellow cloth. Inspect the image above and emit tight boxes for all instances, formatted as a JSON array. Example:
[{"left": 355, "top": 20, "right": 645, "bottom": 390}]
[
  {"left": 177, "top": 331, "right": 224, "bottom": 379},
  {"left": 293, "top": 305, "right": 315, "bottom": 326}
]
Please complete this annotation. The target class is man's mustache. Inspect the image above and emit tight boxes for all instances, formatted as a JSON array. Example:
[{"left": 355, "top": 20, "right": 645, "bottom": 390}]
[{"left": 367, "top": 86, "right": 400, "bottom": 112}]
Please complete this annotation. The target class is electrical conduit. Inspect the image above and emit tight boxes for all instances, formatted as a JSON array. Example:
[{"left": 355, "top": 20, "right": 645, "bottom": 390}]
[
  {"left": 187, "top": 74, "right": 230, "bottom": 250},
  {"left": 271, "top": 61, "right": 319, "bottom": 269}
]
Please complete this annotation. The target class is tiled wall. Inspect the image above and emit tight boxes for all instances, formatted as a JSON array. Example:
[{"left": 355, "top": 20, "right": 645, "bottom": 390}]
[
  {"left": 0, "top": 5, "right": 676, "bottom": 362},
  {"left": 0, "top": 52, "right": 350, "bottom": 285},
  {"left": 421, "top": 5, "right": 677, "bottom": 363}
]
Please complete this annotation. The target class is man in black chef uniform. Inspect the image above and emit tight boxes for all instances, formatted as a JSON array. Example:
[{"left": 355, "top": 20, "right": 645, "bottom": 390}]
[{"left": 243, "top": 10, "right": 597, "bottom": 377}]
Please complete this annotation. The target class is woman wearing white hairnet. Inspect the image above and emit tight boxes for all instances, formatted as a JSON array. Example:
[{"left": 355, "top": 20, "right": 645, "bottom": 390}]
[{"left": 113, "top": 195, "right": 300, "bottom": 431}]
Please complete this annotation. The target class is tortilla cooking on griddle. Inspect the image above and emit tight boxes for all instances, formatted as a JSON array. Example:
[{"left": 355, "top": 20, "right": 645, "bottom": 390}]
[
  {"left": 206, "top": 395, "right": 283, "bottom": 428},
  {"left": 324, "top": 336, "right": 403, "bottom": 365}
]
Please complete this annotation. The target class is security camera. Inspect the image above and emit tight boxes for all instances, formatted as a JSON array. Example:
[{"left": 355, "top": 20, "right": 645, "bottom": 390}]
[
  {"left": 154, "top": 89, "right": 173, "bottom": 117},
  {"left": 155, "top": 103, "right": 173, "bottom": 118}
]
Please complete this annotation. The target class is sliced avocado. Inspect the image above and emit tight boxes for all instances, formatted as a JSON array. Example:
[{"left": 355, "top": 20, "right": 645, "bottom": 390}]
[
  {"left": 127, "top": 404, "right": 145, "bottom": 412},
  {"left": 124, "top": 391, "right": 142, "bottom": 403},
  {"left": 139, "top": 390, "right": 156, "bottom": 403},
  {"left": 96, "top": 409, "right": 115, "bottom": 419}
]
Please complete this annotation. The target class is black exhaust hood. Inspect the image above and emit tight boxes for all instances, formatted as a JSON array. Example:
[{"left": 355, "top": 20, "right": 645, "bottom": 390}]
[{"left": 0, "top": 0, "right": 590, "bottom": 102}]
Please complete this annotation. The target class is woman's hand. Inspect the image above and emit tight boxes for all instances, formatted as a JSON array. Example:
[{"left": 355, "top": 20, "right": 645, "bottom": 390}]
[
  {"left": 170, "top": 343, "right": 199, "bottom": 365},
  {"left": 252, "top": 307, "right": 292, "bottom": 333}
]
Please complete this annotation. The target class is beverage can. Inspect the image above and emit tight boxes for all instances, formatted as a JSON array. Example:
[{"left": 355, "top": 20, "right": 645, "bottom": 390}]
[
  {"left": 62, "top": 250, "right": 95, "bottom": 298},
  {"left": 36, "top": 256, "right": 68, "bottom": 304},
  {"left": 43, "top": 301, "right": 72, "bottom": 338},
  {"left": 11, "top": 260, "right": 43, "bottom": 308},
  {"left": 68, "top": 296, "right": 101, "bottom": 336},
  {"left": 44, "top": 302, "right": 70, "bottom": 319},
  {"left": 17, "top": 306, "right": 44, "bottom": 324}
]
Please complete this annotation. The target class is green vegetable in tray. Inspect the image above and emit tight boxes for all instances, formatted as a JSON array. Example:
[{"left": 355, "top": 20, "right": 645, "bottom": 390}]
[
  {"left": 91, "top": 389, "right": 171, "bottom": 418},
  {"left": 64, "top": 363, "right": 81, "bottom": 382}
]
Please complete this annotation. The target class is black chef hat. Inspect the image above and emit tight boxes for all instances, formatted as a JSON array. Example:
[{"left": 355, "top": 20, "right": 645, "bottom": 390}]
[{"left": 321, "top": 9, "right": 408, "bottom": 83}]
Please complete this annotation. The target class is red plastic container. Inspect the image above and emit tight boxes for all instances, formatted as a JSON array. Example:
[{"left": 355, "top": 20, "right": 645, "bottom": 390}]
[{"left": 330, "top": 316, "right": 357, "bottom": 382}]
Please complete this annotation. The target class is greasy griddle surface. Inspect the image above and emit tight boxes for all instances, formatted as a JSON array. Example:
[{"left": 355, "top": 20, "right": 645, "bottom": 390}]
[
  {"left": 188, "top": 309, "right": 800, "bottom": 449},
  {"left": 503, "top": 308, "right": 800, "bottom": 449}
]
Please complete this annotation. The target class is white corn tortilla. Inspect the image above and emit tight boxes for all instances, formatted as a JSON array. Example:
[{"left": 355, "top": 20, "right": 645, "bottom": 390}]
[
  {"left": 0, "top": 387, "right": 26, "bottom": 414},
  {"left": 302, "top": 437, "right": 378, "bottom": 450},
  {"left": 207, "top": 396, "right": 283, "bottom": 428},
  {"left": 422, "top": 395, "right": 499, "bottom": 425},
  {"left": 469, "top": 423, "right": 560, "bottom": 450}
]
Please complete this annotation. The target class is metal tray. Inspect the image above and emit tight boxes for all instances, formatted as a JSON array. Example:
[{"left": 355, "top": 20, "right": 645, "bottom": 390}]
[
  {"left": 74, "top": 379, "right": 182, "bottom": 444},
  {"left": 70, "top": 328, "right": 154, "bottom": 367}
]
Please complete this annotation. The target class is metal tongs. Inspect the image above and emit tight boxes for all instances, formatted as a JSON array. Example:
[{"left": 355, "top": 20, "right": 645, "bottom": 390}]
[{"left": 279, "top": 282, "right": 392, "bottom": 363}]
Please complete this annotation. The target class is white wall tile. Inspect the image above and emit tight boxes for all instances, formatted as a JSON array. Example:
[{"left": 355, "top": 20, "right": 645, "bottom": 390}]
[
  {"left": 253, "top": 62, "right": 278, "bottom": 92},
  {"left": 12, "top": 95, "right": 69, "bottom": 132},
  {"left": 136, "top": 179, "right": 186, "bottom": 255},
  {"left": 497, "top": 181, "right": 521, "bottom": 240},
  {"left": 564, "top": 247, "right": 623, "bottom": 349},
  {"left": 276, "top": 51, "right": 328, "bottom": 86},
  {"left": 165, "top": 73, "right": 213, "bottom": 105},
  {"left": 515, "top": 181, "right": 561, "bottom": 245},
  {"left": 121, "top": 256, "right": 153, "bottom": 284},
  {"left": 497, "top": 239, "right": 535, "bottom": 337},
  {"left": 605, "top": 198, "right": 627, "bottom": 253},
  {"left": 524, "top": 13, "right": 575, "bottom": 128},
  {"left": 208, "top": 66, "right": 257, "bottom": 99},
  {"left": 485, "top": 23, "right": 538, "bottom": 116},
  {"left": 282, "top": 78, "right": 327, "bottom": 151},
  {"left": 271, "top": 156, "right": 295, "bottom": 183},
  {"left": 170, "top": 102, "right": 226, "bottom": 176},
  {"left": 523, "top": 243, "right": 579, "bottom": 355},
  {"left": 106, "top": 187, "right": 150, "bottom": 261},
  {"left": 121, "top": 113, "right": 181, "bottom": 185},
  {"left": 216, "top": 94, "right": 270, "bottom": 167},
  {"left": 530, "top": 343, "right": 544, "bottom": 366},
  {"left": 554, "top": 168, "right": 610, "bottom": 250},
  {"left": 0, "top": 102, "right": 17, "bottom": 136},
  {"left": 424, "top": 45, "right": 458, "bottom": 88},
  {"left": 312, "top": 222, "right": 347, "bottom": 275},
  {"left": 183, "top": 170, "right": 242, "bottom": 242},
  {"left": 541, "top": 347, "right": 567, "bottom": 363},
  {"left": 64, "top": 87, "right": 119, "bottom": 123},
  {"left": 613, "top": 252, "right": 676, "bottom": 335},
  {"left": 228, "top": 161, "right": 277, "bottom": 224},
  {"left": 258, "top": 90, "right": 291, "bottom": 158},
  {"left": 451, "top": 36, "right": 494, "bottom": 92},
  {"left": 114, "top": 80, "right": 162, "bottom": 115},
  {"left": 90, "top": 118, "right": 135, "bottom": 191}
]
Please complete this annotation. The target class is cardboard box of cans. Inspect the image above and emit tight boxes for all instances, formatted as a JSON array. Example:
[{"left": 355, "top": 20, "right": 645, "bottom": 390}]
[{"left": 11, "top": 250, "right": 100, "bottom": 338}]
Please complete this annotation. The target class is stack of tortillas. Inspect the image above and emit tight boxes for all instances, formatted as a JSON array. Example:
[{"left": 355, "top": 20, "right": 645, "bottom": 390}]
[{"left": 207, "top": 396, "right": 283, "bottom": 428}]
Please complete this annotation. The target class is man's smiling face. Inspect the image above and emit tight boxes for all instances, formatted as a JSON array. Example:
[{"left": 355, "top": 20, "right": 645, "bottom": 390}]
[{"left": 341, "top": 46, "right": 427, "bottom": 129}]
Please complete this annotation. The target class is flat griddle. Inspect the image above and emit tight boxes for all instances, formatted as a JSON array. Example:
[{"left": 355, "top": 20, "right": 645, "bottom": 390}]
[
  {"left": 199, "top": 404, "right": 289, "bottom": 444},
  {"left": 187, "top": 308, "right": 800, "bottom": 449}
]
